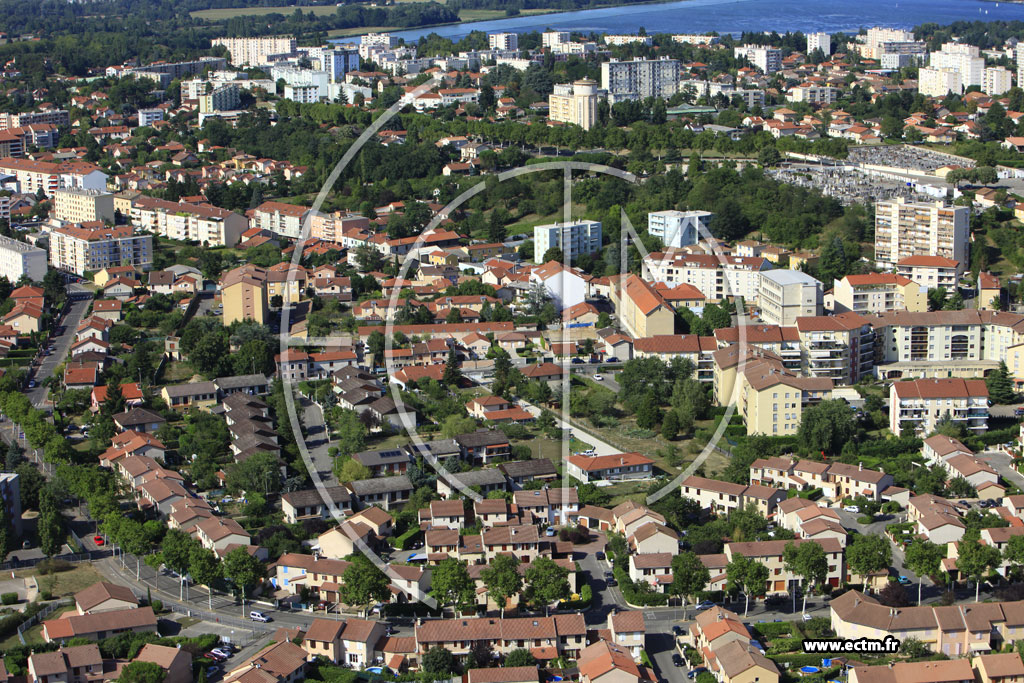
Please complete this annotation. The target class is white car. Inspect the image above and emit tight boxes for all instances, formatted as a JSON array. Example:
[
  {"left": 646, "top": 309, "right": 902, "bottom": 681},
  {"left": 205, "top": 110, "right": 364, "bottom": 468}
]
[
  {"left": 593, "top": 374, "right": 603, "bottom": 381},
  {"left": 249, "top": 611, "right": 271, "bottom": 622},
  {"left": 845, "top": 505, "right": 860, "bottom": 513}
]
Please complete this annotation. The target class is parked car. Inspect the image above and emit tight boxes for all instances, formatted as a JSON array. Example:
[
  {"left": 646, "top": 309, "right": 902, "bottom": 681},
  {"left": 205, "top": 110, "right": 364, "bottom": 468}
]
[
  {"left": 897, "top": 576, "right": 911, "bottom": 585},
  {"left": 844, "top": 505, "right": 860, "bottom": 513},
  {"left": 595, "top": 551, "right": 605, "bottom": 561},
  {"left": 979, "top": 500, "right": 993, "bottom": 509},
  {"left": 545, "top": 527, "right": 556, "bottom": 536},
  {"left": 695, "top": 600, "right": 715, "bottom": 611},
  {"left": 957, "top": 500, "right": 971, "bottom": 509},
  {"left": 205, "top": 666, "right": 220, "bottom": 678},
  {"left": 249, "top": 611, "right": 271, "bottom": 622},
  {"left": 688, "top": 667, "right": 708, "bottom": 679},
  {"left": 605, "top": 577, "right": 617, "bottom": 587},
  {"left": 210, "top": 648, "right": 232, "bottom": 659},
  {"left": 571, "top": 358, "right": 584, "bottom": 364},
  {"left": 27, "top": 380, "right": 35, "bottom": 388},
  {"left": 802, "top": 613, "right": 813, "bottom": 621},
  {"left": 592, "top": 374, "right": 603, "bottom": 381},
  {"left": 606, "top": 357, "right": 620, "bottom": 363},
  {"left": 204, "top": 652, "right": 226, "bottom": 663},
  {"left": 673, "top": 654, "right": 684, "bottom": 667},
  {"left": 93, "top": 535, "right": 104, "bottom": 546}
]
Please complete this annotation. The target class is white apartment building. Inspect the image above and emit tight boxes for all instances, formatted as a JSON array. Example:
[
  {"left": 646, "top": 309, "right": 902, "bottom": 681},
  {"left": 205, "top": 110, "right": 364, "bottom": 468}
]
[
  {"left": 0, "top": 157, "right": 59, "bottom": 196},
  {"left": 873, "top": 198, "right": 970, "bottom": 269},
  {"left": 53, "top": 188, "right": 115, "bottom": 224},
  {"left": 0, "top": 235, "right": 46, "bottom": 283},
  {"left": 488, "top": 32, "right": 518, "bottom": 50},
  {"left": 889, "top": 378, "right": 989, "bottom": 437},
  {"left": 604, "top": 34, "right": 653, "bottom": 46},
  {"left": 788, "top": 85, "right": 838, "bottom": 104},
  {"left": 532, "top": 220, "right": 602, "bottom": 261},
  {"left": 199, "top": 83, "right": 240, "bottom": 113},
  {"left": 643, "top": 251, "right": 770, "bottom": 301},
  {"left": 672, "top": 34, "right": 719, "bottom": 45},
  {"left": 0, "top": 110, "right": 70, "bottom": 131},
  {"left": 732, "top": 45, "right": 782, "bottom": 73},
  {"left": 49, "top": 224, "right": 153, "bottom": 276},
  {"left": 601, "top": 58, "right": 680, "bottom": 102},
  {"left": 131, "top": 196, "right": 247, "bottom": 247},
  {"left": 542, "top": 31, "right": 570, "bottom": 48},
  {"left": 807, "top": 32, "right": 831, "bottom": 55},
  {"left": 548, "top": 79, "right": 598, "bottom": 131},
  {"left": 137, "top": 109, "right": 163, "bottom": 127},
  {"left": 983, "top": 67, "right": 1013, "bottom": 96},
  {"left": 284, "top": 84, "right": 321, "bottom": 104},
  {"left": 918, "top": 67, "right": 964, "bottom": 97},
  {"left": 1018, "top": 44, "right": 1024, "bottom": 95},
  {"left": 930, "top": 43, "right": 984, "bottom": 86},
  {"left": 647, "top": 210, "right": 713, "bottom": 249},
  {"left": 894, "top": 255, "right": 962, "bottom": 291},
  {"left": 252, "top": 201, "right": 310, "bottom": 240},
  {"left": 757, "top": 270, "right": 823, "bottom": 327},
  {"left": 212, "top": 36, "right": 297, "bottom": 67},
  {"left": 859, "top": 27, "right": 915, "bottom": 59}
]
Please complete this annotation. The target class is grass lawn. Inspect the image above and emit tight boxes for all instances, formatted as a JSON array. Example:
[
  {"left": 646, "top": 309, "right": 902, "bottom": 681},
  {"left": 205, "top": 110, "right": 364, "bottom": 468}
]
[
  {"left": 19, "top": 564, "right": 107, "bottom": 598},
  {"left": 327, "top": 25, "right": 397, "bottom": 38},
  {"left": 0, "top": 604, "right": 76, "bottom": 650},
  {"left": 175, "top": 616, "right": 202, "bottom": 629},
  {"left": 506, "top": 203, "right": 589, "bottom": 237},
  {"left": 162, "top": 361, "right": 197, "bottom": 383}
]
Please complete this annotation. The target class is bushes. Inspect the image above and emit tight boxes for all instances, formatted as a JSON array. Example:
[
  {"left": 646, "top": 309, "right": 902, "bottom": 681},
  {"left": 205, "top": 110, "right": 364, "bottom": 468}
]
[
  {"left": 751, "top": 622, "right": 793, "bottom": 639},
  {"left": 1, "top": 592, "right": 18, "bottom": 605},
  {"left": 151, "top": 599, "right": 163, "bottom": 613},
  {"left": 393, "top": 527, "right": 421, "bottom": 551}
]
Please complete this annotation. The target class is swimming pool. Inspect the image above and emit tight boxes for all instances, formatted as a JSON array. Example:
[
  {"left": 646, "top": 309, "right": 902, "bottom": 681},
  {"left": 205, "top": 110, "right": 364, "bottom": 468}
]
[{"left": 800, "top": 666, "right": 821, "bottom": 674}]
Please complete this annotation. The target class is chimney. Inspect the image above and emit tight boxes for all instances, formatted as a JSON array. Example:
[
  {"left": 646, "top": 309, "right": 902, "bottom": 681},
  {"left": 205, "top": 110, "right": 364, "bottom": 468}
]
[
  {"left": 854, "top": 597, "right": 860, "bottom": 607},
  {"left": 859, "top": 462, "right": 863, "bottom": 471}
]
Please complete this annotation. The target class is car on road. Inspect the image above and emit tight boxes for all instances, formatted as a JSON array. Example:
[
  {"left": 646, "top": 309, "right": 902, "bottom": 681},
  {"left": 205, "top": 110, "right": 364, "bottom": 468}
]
[
  {"left": 249, "top": 611, "right": 272, "bottom": 622},
  {"left": 595, "top": 551, "right": 605, "bottom": 561},
  {"left": 592, "top": 374, "right": 603, "bottom": 381},
  {"left": 695, "top": 600, "right": 715, "bottom": 611},
  {"left": 802, "top": 613, "right": 813, "bottom": 621},
  {"left": 1016, "top": 407, "right": 1024, "bottom": 417},
  {"left": 571, "top": 358, "right": 584, "bottom": 364},
  {"left": 27, "top": 380, "right": 35, "bottom": 388},
  {"left": 605, "top": 576, "right": 617, "bottom": 587},
  {"left": 688, "top": 667, "right": 708, "bottom": 679},
  {"left": 673, "top": 654, "right": 684, "bottom": 667},
  {"left": 93, "top": 535, "right": 104, "bottom": 545},
  {"left": 606, "top": 357, "right": 619, "bottom": 363},
  {"left": 957, "top": 500, "right": 971, "bottom": 509},
  {"left": 844, "top": 505, "right": 860, "bottom": 513},
  {"left": 897, "top": 576, "right": 911, "bottom": 585}
]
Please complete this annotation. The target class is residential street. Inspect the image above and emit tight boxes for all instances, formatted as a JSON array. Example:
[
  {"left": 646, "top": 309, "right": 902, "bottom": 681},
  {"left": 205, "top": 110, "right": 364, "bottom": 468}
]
[
  {"left": 27, "top": 286, "right": 91, "bottom": 407},
  {"left": 299, "top": 394, "right": 340, "bottom": 487}
]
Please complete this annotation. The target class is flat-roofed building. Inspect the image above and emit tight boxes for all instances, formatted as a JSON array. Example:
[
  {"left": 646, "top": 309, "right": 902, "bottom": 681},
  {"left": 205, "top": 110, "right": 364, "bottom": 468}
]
[
  {"left": 53, "top": 187, "right": 115, "bottom": 224},
  {"left": 0, "top": 234, "right": 46, "bottom": 282}
]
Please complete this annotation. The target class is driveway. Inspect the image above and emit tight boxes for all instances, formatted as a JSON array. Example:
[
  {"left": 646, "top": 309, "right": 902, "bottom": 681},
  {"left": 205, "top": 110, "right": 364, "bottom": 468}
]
[
  {"left": 299, "top": 395, "right": 339, "bottom": 487},
  {"left": 977, "top": 449, "right": 1024, "bottom": 491}
]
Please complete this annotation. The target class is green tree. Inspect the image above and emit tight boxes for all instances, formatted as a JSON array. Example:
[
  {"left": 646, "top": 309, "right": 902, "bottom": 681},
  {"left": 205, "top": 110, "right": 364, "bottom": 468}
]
[
  {"left": 661, "top": 410, "right": 680, "bottom": 440},
  {"left": 669, "top": 551, "right": 711, "bottom": 618},
  {"left": 332, "top": 409, "right": 368, "bottom": 456},
  {"left": 223, "top": 546, "right": 265, "bottom": 617},
  {"left": 340, "top": 553, "right": 391, "bottom": 617},
  {"left": 336, "top": 457, "right": 372, "bottom": 482},
  {"left": 480, "top": 553, "right": 523, "bottom": 616},
  {"left": 797, "top": 400, "right": 858, "bottom": 456},
  {"left": 956, "top": 532, "right": 1002, "bottom": 602},
  {"left": 0, "top": 500, "right": 13, "bottom": 561},
  {"left": 1004, "top": 534, "right": 1024, "bottom": 581},
  {"left": 783, "top": 541, "right": 828, "bottom": 614},
  {"left": 190, "top": 546, "right": 223, "bottom": 610},
  {"left": 846, "top": 533, "right": 892, "bottom": 581},
  {"left": 986, "top": 362, "right": 1016, "bottom": 404},
  {"left": 442, "top": 347, "right": 461, "bottom": 386},
  {"left": 725, "top": 552, "right": 768, "bottom": 617},
  {"left": 117, "top": 661, "right": 167, "bottom": 683},
  {"left": 430, "top": 558, "right": 476, "bottom": 615},
  {"left": 635, "top": 391, "right": 661, "bottom": 430},
  {"left": 161, "top": 529, "right": 196, "bottom": 600},
  {"left": 422, "top": 646, "right": 457, "bottom": 676},
  {"left": 523, "top": 556, "right": 570, "bottom": 615},
  {"left": 120, "top": 518, "right": 149, "bottom": 580}
]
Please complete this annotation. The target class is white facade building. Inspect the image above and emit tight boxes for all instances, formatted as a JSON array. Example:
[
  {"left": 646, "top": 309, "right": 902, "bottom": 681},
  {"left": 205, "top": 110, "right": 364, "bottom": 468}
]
[
  {"left": 807, "top": 32, "right": 831, "bottom": 56},
  {"left": 874, "top": 198, "right": 970, "bottom": 269},
  {"left": 0, "top": 235, "right": 46, "bottom": 283},
  {"left": 647, "top": 210, "right": 714, "bottom": 249},
  {"left": 488, "top": 33, "right": 518, "bottom": 51},
  {"left": 601, "top": 58, "right": 680, "bottom": 102},
  {"left": 212, "top": 36, "right": 296, "bottom": 67},
  {"left": 733, "top": 45, "right": 782, "bottom": 73},
  {"left": 758, "top": 270, "right": 824, "bottom": 327},
  {"left": 983, "top": 67, "right": 1013, "bottom": 96},
  {"left": 533, "top": 220, "right": 602, "bottom": 260}
]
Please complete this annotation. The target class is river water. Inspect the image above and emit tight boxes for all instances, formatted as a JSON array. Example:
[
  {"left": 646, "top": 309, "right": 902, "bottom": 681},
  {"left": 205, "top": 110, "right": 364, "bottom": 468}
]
[{"left": 332, "top": 0, "right": 1024, "bottom": 44}]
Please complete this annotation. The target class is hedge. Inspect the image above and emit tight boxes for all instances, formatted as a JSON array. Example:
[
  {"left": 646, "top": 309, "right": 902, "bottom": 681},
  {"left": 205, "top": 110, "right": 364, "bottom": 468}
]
[
  {"left": 393, "top": 527, "right": 421, "bottom": 551},
  {"left": 0, "top": 592, "right": 17, "bottom": 605},
  {"left": 751, "top": 622, "right": 794, "bottom": 639}
]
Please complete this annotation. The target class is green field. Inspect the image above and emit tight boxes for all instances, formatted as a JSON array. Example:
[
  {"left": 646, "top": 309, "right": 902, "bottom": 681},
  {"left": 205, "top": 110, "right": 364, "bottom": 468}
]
[{"left": 191, "top": 4, "right": 344, "bottom": 19}]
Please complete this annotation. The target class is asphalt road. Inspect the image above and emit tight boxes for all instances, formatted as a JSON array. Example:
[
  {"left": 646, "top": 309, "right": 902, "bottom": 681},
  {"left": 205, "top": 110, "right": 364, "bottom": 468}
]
[
  {"left": 300, "top": 395, "right": 340, "bottom": 487},
  {"left": 27, "top": 288, "right": 91, "bottom": 407}
]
